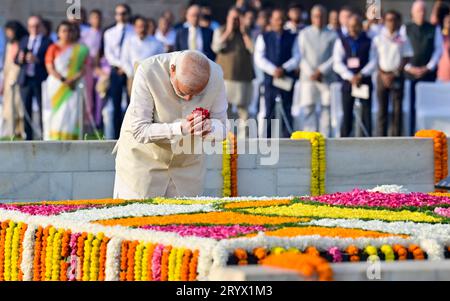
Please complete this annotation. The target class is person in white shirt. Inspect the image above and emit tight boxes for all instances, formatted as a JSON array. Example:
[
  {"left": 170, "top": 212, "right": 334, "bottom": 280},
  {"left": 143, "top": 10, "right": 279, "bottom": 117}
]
[
  {"left": 103, "top": 3, "right": 135, "bottom": 139},
  {"left": 333, "top": 14, "right": 377, "bottom": 137},
  {"left": 373, "top": 10, "right": 413, "bottom": 136},
  {"left": 121, "top": 16, "right": 164, "bottom": 81},
  {"left": 155, "top": 16, "right": 176, "bottom": 53},
  {"left": 298, "top": 5, "right": 337, "bottom": 137},
  {"left": 113, "top": 50, "right": 227, "bottom": 198}
]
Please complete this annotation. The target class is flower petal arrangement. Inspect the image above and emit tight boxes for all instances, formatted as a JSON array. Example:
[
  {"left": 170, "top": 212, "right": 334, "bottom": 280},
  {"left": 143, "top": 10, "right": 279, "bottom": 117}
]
[{"left": 1, "top": 191, "right": 450, "bottom": 281}]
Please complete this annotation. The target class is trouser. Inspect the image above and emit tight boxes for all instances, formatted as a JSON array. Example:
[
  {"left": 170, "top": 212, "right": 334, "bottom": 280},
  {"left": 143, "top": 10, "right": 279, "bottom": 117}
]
[
  {"left": 300, "top": 81, "right": 331, "bottom": 137},
  {"left": 264, "top": 83, "right": 294, "bottom": 138},
  {"left": 376, "top": 75, "right": 404, "bottom": 136},
  {"left": 408, "top": 71, "right": 436, "bottom": 136},
  {"left": 20, "top": 76, "right": 43, "bottom": 140},
  {"left": 108, "top": 67, "right": 128, "bottom": 139},
  {"left": 340, "top": 80, "right": 372, "bottom": 137}
]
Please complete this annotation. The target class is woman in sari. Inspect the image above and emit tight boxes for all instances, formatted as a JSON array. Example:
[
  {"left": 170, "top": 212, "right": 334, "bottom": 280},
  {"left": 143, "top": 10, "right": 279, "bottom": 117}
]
[
  {"left": 1, "top": 21, "right": 28, "bottom": 139},
  {"left": 43, "top": 21, "right": 89, "bottom": 140}
]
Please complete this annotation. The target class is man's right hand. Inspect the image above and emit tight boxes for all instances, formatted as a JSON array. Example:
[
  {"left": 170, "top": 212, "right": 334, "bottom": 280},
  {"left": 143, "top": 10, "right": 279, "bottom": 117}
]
[
  {"left": 17, "top": 51, "right": 25, "bottom": 64},
  {"left": 181, "top": 113, "right": 195, "bottom": 135},
  {"left": 273, "top": 67, "right": 284, "bottom": 78}
]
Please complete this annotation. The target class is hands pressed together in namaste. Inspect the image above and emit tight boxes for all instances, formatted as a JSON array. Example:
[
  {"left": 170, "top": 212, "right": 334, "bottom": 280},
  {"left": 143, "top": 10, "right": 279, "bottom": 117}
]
[{"left": 181, "top": 108, "right": 212, "bottom": 137}]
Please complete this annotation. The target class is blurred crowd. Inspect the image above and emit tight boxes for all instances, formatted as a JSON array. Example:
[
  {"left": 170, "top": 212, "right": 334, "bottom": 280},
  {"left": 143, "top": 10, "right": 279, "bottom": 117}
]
[{"left": 0, "top": 0, "right": 449, "bottom": 140}]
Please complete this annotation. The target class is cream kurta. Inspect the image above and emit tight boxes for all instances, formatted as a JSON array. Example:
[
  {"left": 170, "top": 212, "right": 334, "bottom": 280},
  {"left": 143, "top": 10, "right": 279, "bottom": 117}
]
[{"left": 113, "top": 52, "right": 228, "bottom": 198}]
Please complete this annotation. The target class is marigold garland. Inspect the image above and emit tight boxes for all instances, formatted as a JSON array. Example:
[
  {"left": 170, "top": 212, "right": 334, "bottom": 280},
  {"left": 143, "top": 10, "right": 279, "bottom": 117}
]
[
  {"left": 119, "top": 240, "right": 129, "bottom": 281},
  {"left": 98, "top": 237, "right": 109, "bottom": 281},
  {"left": 167, "top": 247, "right": 177, "bottom": 281},
  {"left": 134, "top": 242, "right": 144, "bottom": 281},
  {"left": 10, "top": 222, "right": 22, "bottom": 281},
  {"left": 160, "top": 245, "right": 172, "bottom": 281},
  {"left": 40, "top": 227, "right": 49, "bottom": 281},
  {"left": 81, "top": 233, "right": 94, "bottom": 281},
  {"left": 17, "top": 223, "right": 27, "bottom": 281},
  {"left": 32, "top": 226, "right": 43, "bottom": 281},
  {"left": 76, "top": 233, "right": 87, "bottom": 281},
  {"left": 146, "top": 243, "right": 156, "bottom": 281},
  {"left": 346, "top": 245, "right": 360, "bottom": 262},
  {"left": 291, "top": 131, "right": 326, "bottom": 196},
  {"left": 222, "top": 133, "right": 238, "bottom": 197},
  {"left": 181, "top": 249, "right": 192, "bottom": 281},
  {"left": 0, "top": 221, "right": 9, "bottom": 281},
  {"left": 188, "top": 250, "right": 199, "bottom": 281},
  {"left": 408, "top": 244, "right": 425, "bottom": 260},
  {"left": 126, "top": 241, "right": 138, "bottom": 281},
  {"left": 234, "top": 248, "right": 248, "bottom": 265},
  {"left": 393, "top": 244, "right": 408, "bottom": 260},
  {"left": 261, "top": 253, "right": 333, "bottom": 281},
  {"left": 140, "top": 243, "right": 150, "bottom": 281},
  {"left": 415, "top": 130, "right": 448, "bottom": 184}
]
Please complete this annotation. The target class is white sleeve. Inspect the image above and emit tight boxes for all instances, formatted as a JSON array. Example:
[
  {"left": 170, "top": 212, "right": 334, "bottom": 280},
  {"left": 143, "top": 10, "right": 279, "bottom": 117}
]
[
  {"left": 282, "top": 35, "right": 301, "bottom": 72},
  {"left": 129, "top": 66, "right": 183, "bottom": 144},
  {"left": 211, "top": 28, "right": 226, "bottom": 54},
  {"left": 254, "top": 35, "right": 277, "bottom": 76},
  {"left": 426, "top": 27, "right": 443, "bottom": 71},
  {"left": 332, "top": 39, "right": 353, "bottom": 81},
  {"left": 120, "top": 38, "right": 133, "bottom": 78},
  {"left": 103, "top": 29, "right": 121, "bottom": 68}
]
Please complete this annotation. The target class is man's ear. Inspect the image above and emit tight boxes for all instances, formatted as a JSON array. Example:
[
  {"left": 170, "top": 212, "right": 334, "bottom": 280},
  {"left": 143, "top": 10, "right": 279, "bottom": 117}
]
[{"left": 170, "top": 64, "right": 176, "bottom": 76}]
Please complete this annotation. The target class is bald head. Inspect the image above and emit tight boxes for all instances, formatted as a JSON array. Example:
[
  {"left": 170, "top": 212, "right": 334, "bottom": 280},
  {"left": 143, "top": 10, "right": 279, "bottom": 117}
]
[
  {"left": 170, "top": 51, "right": 211, "bottom": 101},
  {"left": 411, "top": 0, "right": 427, "bottom": 25}
]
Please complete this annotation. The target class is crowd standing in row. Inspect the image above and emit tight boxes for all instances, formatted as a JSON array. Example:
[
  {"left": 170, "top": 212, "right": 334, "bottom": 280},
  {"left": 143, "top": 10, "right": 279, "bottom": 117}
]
[{"left": 0, "top": 0, "right": 449, "bottom": 140}]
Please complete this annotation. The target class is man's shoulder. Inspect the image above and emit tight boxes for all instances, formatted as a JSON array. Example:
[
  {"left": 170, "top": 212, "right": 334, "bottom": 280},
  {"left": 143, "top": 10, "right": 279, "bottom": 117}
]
[{"left": 139, "top": 52, "right": 172, "bottom": 70}]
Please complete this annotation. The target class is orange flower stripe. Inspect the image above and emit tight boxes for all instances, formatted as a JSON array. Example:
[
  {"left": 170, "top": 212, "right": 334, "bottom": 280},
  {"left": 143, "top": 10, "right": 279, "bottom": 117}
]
[
  {"left": 261, "top": 253, "right": 333, "bottom": 281},
  {"left": 146, "top": 244, "right": 156, "bottom": 281},
  {"left": 189, "top": 250, "right": 199, "bottom": 281},
  {"left": 126, "top": 241, "right": 139, "bottom": 281},
  {"left": 160, "top": 245, "right": 172, "bottom": 281},
  {"left": 98, "top": 237, "right": 109, "bottom": 281},
  {"left": 119, "top": 241, "right": 129, "bottom": 281},
  {"left": 40, "top": 227, "right": 49, "bottom": 281},
  {"left": 181, "top": 249, "right": 192, "bottom": 281},
  {"left": 94, "top": 211, "right": 308, "bottom": 227},
  {"left": 245, "top": 226, "right": 409, "bottom": 239}
]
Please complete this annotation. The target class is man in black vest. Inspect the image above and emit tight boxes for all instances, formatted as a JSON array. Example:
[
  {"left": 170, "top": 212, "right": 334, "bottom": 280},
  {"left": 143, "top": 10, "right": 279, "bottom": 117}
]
[
  {"left": 333, "top": 14, "right": 377, "bottom": 137},
  {"left": 254, "top": 8, "right": 300, "bottom": 138},
  {"left": 404, "top": 0, "right": 443, "bottom": 136}
]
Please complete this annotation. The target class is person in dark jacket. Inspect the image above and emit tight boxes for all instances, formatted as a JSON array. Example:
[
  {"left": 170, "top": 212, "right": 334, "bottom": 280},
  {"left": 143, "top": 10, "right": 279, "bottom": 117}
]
[
  {"left": 174, "top": 4, "right": 215, "bottom": 61},
  {"left": 404, "top": 0, "right": 443, "bottom": 136},
  {"left": 332, "top": 14, "right": 377, "bottom": 137},
  {"left": 15, "top": 15, "right": 52, "bottom": 140}
]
